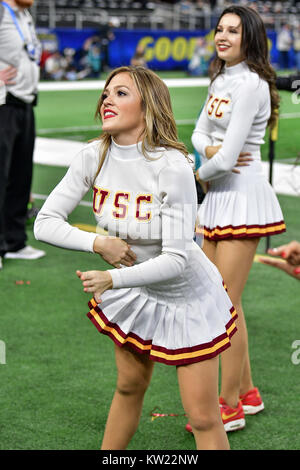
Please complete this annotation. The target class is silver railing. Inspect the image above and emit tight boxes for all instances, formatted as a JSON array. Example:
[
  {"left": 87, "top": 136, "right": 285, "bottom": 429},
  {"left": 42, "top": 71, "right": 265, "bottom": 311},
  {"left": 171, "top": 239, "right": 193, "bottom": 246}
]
[{"left": 31, "top": 0, "right": 298, "bottom": 31}]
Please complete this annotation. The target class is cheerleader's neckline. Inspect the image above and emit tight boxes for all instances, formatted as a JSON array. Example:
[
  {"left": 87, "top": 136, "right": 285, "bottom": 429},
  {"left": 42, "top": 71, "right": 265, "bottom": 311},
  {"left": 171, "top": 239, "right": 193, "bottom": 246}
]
[
  {"left": 224, "top": 60, "right": 248, "bottom": 75},
  {"left": 110, "top": 138, "right": 165, "bottom": 161}
]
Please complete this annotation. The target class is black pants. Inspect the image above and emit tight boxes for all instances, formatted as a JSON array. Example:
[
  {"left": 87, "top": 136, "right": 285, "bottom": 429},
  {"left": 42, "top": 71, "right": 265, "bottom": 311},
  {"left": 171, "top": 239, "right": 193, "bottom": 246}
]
[{"left": 0, "top": 98, "right": 35, "bottom": 256}]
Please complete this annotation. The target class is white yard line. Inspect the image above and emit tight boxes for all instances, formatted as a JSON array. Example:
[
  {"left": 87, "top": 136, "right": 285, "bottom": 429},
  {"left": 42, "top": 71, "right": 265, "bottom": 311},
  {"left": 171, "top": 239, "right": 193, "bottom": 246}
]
[
  {"left": 38, "top": 77, "right": 210, "bottom": 92},
  {"left": 37, "top": 78, "right": 299, "bottom": 133},
  {"left": 280, "top": 112, "right": 300, "bottom": 119},
  {"left": 37, "top": 119, "right": 196, "bottom": 134},
  {"left": 37, "top": 113, "right": 300, "bottom": 135},
  {"left": 34, "top": 137, "right": 86, "bottom": 166},
  {"left": 33, "top": 137, "right": 300, "bottom": 197},
  {"left": 32, "top": 192, "right": 92, "bottom": 207},
  {"left": 38, "top": 125, "right": 100, "bottom": 134}
]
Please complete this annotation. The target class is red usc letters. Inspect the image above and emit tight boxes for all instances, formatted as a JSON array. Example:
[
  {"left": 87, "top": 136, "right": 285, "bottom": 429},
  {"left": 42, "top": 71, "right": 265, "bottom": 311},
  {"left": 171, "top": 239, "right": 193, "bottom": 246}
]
[
  {"left": 93, "top": 187, "right": 153, "bottom": 221},
  {"left": 136, "top": 195, "right": 152, "bottom": 221},
  {"left": 206, "top": 94, "right": 230, "bottom": 119},
  {"left": 113, "top": 193, "right": 130, "bottom": 219},
  {"left": 93, "top": 187, "right": 110, "bottom": 216}
]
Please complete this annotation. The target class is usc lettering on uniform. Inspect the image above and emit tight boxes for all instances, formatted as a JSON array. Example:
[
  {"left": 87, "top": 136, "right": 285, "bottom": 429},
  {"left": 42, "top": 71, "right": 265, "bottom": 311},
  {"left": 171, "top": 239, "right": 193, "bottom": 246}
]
[
  {"left": 136, "top": 195, "right": 152, "bottom": 221},
  {"left": 93, "top": 186, "right": 153, "bottom": 222},
  {"left": 93, "top": 187, "right": 110, "bottom": 216},
  {"left": 112, "top": 192, "right": 130, "bottom": 219},
  {"left": 206, "top": 94, "right": 230, "bottom": 119}
]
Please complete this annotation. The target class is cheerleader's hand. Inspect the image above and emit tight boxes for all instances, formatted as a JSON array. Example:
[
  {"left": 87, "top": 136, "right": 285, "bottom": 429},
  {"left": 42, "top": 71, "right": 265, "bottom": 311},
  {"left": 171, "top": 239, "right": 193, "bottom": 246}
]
[
  {"left": 76, "top": 269, "right": 113, "bottom": 303},
  {"left": 232, "top": 152, "right": 253, "bottom": 174},
  {"left": 195, "top": 172, "right": 209, "bottom": 193},
  {"left": 267, "top": 241, "right": 300, "bottom": 266},
  {"left": 258, "top": 257, "right": 300, "bottom": 280},
  {"left": 93, "top": 236, "right": 137, "bottom": 268}
]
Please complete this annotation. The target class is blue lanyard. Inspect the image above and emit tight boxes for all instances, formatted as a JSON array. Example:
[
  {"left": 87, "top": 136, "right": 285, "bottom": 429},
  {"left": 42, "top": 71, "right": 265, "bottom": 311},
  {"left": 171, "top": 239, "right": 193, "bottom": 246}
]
[
  {"left": 2, "top": 2, "right": 26, "bottom": 42},
  {"left": 2, "top": 1, "right": 38, "bottom": 62}
]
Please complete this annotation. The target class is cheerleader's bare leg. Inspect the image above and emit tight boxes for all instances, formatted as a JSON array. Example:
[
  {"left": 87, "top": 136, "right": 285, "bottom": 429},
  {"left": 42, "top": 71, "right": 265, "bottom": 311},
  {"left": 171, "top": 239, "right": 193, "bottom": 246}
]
[
  {"left": 101, "top": 344, "right": 154, "bottom": 450},
  {"left": 203, "top": 237, "right": 259, "bottom": 408},
  {"left": 177, "top": 356, "right": 230, "bottom": 450}
]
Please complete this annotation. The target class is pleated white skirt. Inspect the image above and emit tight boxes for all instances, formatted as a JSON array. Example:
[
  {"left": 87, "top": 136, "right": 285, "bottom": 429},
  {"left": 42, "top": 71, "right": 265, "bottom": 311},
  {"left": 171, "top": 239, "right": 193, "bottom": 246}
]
[
  {"left": 87, "top": 242, "right": 237, "bottom": 366},
  {"left": 198, "top": 161, "right": 286, "bottom": 240}
]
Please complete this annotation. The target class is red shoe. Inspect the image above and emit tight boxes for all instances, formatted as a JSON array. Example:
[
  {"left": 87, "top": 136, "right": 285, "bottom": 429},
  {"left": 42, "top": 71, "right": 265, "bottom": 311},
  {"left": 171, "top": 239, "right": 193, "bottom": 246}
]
[
  {"left": 240, "top": 387, "right": 264, "bottom": 415},
  {"left": 185, "top": 397, "right": 245, "bottom": 434},
  {"left": 219, "top": 397, "right": 245, "bottom": 432}
]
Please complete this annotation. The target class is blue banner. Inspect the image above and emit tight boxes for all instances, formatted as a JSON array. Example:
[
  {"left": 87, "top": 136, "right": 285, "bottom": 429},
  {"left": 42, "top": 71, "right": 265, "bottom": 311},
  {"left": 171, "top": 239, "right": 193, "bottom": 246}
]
[
  {"left": 37, "top": 27, "right": 297, "bottom": 71},
  {"left": 109, "top": 29, "right": 209, "bottom": 70}
]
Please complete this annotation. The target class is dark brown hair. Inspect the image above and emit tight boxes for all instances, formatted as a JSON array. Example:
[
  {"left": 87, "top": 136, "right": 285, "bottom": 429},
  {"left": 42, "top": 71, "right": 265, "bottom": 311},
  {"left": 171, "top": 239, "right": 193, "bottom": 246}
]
[{"left": 210, "top": 5, "right": 280, "bottom": 128}]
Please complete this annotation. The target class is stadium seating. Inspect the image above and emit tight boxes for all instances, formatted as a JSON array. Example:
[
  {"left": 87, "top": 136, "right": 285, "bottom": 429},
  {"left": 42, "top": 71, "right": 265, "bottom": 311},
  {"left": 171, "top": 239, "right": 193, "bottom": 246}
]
[{"left": 32, "top": 1, "right": 300, "bottom": 30}]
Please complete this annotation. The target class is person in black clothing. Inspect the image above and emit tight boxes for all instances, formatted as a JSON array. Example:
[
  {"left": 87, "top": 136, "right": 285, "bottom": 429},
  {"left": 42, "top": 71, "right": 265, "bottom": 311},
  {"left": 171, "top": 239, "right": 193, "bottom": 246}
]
[{"left": 0, "top": 0, "right": 45, "bottom": 270}]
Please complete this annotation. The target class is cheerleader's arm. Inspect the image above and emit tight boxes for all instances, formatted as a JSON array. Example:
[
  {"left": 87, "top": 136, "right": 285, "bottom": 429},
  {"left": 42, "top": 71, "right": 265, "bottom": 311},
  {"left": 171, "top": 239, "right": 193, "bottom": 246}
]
[
  {"left": 107, "top": 160, "right": 197, "bottom": 289},
  {"left": 34, "top": 147, "right": 98, "bottom": 253},
  {"left": 191, "top": 97, "right": 213, "bottom": 160},
  {"left": 198, "top": 80, "right": 260, "bottom": 181}
]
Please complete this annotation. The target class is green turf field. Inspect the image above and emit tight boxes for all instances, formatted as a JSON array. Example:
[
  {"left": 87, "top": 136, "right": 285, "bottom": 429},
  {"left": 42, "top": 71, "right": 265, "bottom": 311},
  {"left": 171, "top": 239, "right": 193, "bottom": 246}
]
[
  {"left": 0, "top": 76, "right": 299, "bottom": 451},
  {"left": 36, "top": 80, "right": 300, "bottom": 162}
]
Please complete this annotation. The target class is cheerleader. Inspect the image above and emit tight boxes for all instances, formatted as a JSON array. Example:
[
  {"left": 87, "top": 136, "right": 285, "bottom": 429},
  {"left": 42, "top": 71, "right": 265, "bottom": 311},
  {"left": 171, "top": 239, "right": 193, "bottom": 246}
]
[
  {"left": 190, "top": 5, "right": 285, "bottom": 432},
  {"left": 34, "top": 66, "right": 237, "bottom": 450}
]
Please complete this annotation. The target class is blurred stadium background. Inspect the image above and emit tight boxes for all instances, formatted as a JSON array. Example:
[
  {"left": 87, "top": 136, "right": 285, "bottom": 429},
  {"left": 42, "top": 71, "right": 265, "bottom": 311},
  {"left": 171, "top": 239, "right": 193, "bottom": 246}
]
[
  {"left": 1, "top": 0, "right": 300, "bottom": 452},
  {"left": 31, "top": 0, "right": 300, "bottom": 77}
]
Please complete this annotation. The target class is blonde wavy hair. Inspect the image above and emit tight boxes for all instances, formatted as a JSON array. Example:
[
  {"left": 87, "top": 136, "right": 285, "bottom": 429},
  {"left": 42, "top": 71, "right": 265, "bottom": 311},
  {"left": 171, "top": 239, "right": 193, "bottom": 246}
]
[{"left": 93, "top": 66, "right": 189, "bottom": 181}]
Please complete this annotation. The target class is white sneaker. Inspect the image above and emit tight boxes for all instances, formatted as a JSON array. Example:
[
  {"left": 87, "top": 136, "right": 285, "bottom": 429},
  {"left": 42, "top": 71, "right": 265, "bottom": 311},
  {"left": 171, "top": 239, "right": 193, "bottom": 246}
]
[{"left": 4, "top": 245, "right": 46, "bottom": 260}]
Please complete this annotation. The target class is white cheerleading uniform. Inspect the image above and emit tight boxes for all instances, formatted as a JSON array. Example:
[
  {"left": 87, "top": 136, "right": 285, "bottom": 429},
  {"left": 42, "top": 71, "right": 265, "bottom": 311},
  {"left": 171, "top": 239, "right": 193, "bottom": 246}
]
[
  {"left": 192, "top": 61, "right": 286, "bottom": 240},
  {"left": 34, "top": 139, "right": 237, "bottom": 366}
]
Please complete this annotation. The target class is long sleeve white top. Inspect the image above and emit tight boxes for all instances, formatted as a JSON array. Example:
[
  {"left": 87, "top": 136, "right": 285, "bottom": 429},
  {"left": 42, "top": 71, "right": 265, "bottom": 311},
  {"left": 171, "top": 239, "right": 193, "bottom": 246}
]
[
  {"left": 34, "top": 139, "right": 197, "bottom": 289},
  {"left": 0, "top": 3, "right": 40, "bottom": 103},
  {"left": 192, "top": 61, "right": 271, "bottom": 181}
]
